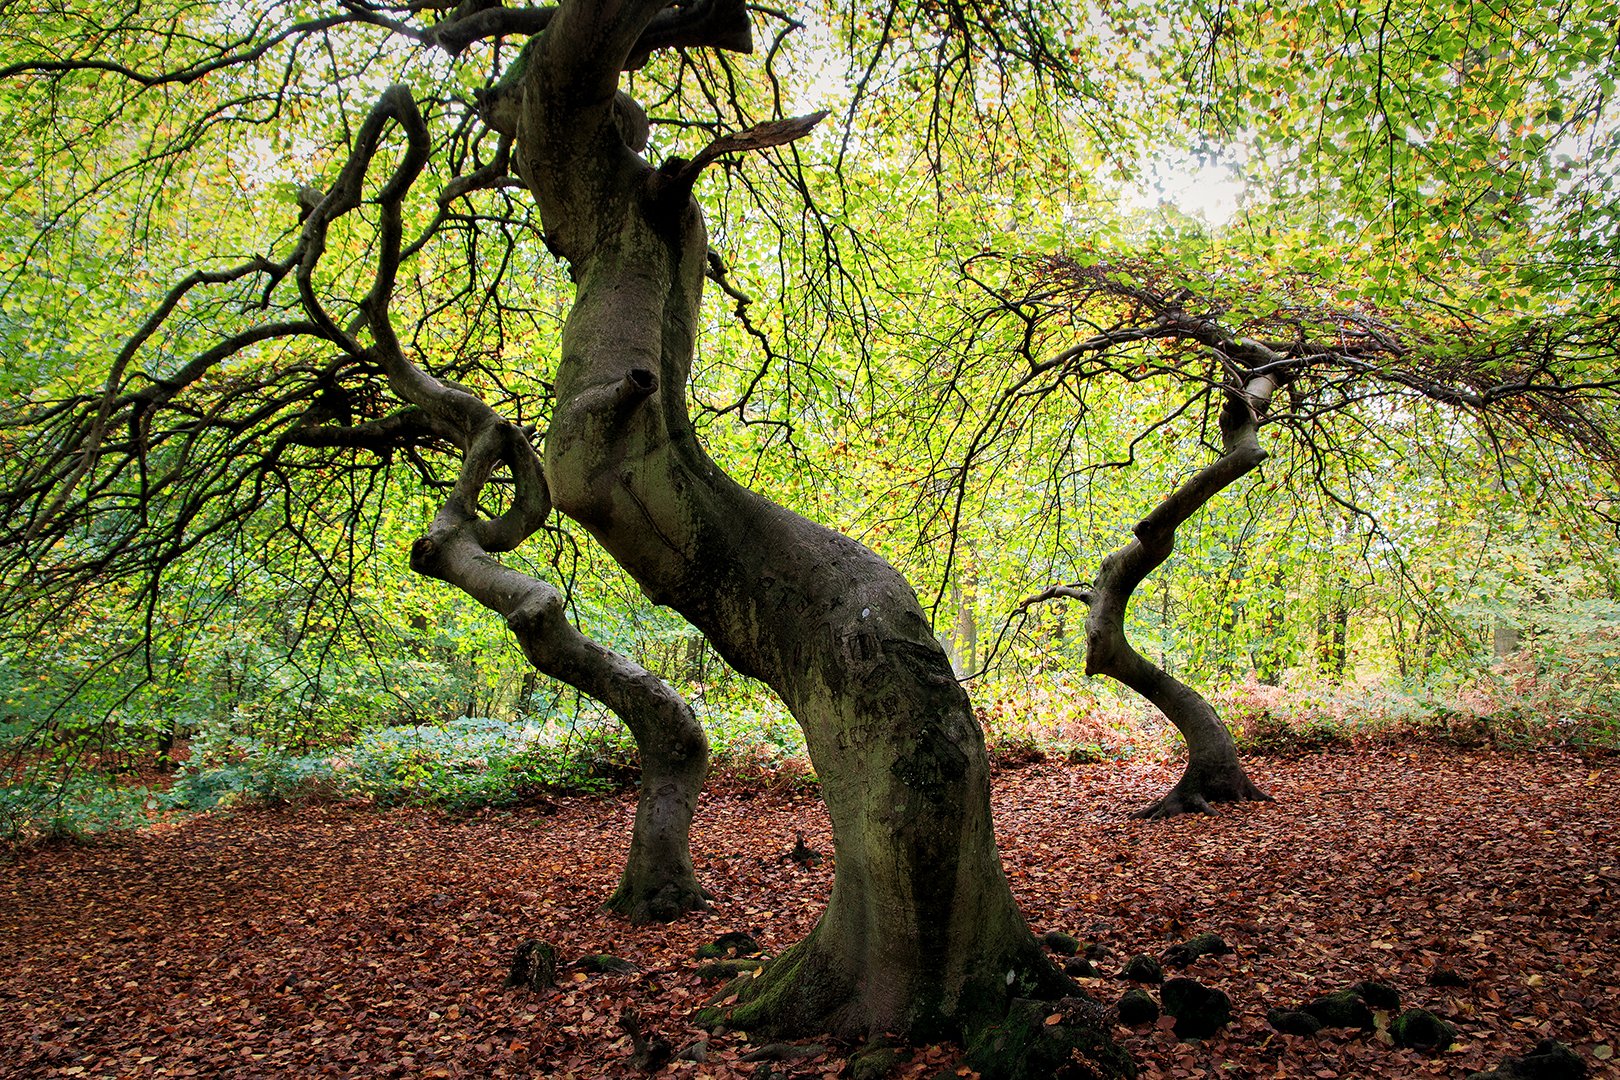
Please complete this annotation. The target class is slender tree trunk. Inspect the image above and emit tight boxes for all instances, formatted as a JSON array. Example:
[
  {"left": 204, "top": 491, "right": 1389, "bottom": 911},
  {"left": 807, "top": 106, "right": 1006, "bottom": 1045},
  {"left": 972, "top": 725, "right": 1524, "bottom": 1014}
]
[
  {"left": 1316, "top": 583, "right": 1349, "bottom": 680},
  {"left": 1082, "top": 382, "right": 1276, "bottom": 819},
  {"left": 1254, "top": 565, "right": 1288, "bottom": 685},
  {"left": 407, "top": 425, "right": 710, "bottom": 924},
  {"left": 943, "top": 579, "right": 979, "bottom": 677},
  {"left": 488, "top": 0, "right": 1108, "bottom": 1047},
  {"left": 287, "top": 86, "right": 715, "bottom": 926}
]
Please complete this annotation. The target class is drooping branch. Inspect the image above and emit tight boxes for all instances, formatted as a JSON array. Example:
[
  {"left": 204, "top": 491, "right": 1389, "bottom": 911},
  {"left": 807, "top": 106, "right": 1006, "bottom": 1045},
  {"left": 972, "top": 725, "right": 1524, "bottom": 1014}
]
[{"left": 282, "top": 81, "right": 716, "bottom": 923}]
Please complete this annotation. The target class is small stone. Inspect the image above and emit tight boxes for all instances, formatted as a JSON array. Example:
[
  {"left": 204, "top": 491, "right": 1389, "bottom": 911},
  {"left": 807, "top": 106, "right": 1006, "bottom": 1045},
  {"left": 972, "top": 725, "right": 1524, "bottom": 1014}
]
[
  {"left": 1265, "top": 1008, "right": 1323, "bottom": 1036},
  {"left": 1160, "top": 977, "right": 1232, "bottom": 1040},
  {"left": 1465, "top": 1038, "right": 1588, "bottom": 1080},
  {"left": 1301, "top": 989, "right": 1374, "bottom": 1030},
  {"left": 1390, "top": 1008, "right": 1457, "bottom": 1052},
  {"left": 576, "top": 953, "right": 638, "bottom": 974},
  {"left": 788, "top": 832, "right": 821, "bottom": 866},
  {"left": 676, "top": 1038, "right": 708, "bottom": 1063},
  {"left": 1119, "top": 954, "right": 1164, "bottom": 984},
  {"left": 1117, "top": 988, "right": 1160, "bottom": 1026},
  {"left": 1348, "top": 980, "right": 1401, "bottom": 1011},
  {"left": 1064, "top": 956, "right": 1100, "bottom": 979},
  {"left": 1042, "top": 930, "right": 1082, "bottom": 956},
  {"left": 1428, "top": 963, "right": 1471, "bottom": 987},
  {"left": 1162, "top": 933, "right": 1234, "bottom": 968}
]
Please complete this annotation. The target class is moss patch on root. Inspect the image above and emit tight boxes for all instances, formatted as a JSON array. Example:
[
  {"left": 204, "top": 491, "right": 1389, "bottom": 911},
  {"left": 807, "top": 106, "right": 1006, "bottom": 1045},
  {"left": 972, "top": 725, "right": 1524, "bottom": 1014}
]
[{"left": 964, "top": 996, "right": 1136, "bottom": 1080}]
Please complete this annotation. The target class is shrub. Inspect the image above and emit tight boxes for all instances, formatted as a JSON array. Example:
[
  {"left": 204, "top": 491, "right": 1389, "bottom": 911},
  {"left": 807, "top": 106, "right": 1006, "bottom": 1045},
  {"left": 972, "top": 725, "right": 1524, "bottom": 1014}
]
[{"left": 1, "top": 777, "right": 153, "bottom": 847}]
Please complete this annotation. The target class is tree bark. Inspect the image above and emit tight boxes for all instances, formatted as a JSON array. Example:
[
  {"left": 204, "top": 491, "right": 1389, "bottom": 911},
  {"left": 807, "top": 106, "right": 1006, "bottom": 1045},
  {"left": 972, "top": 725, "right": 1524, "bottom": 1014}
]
[
  {"left": 279, "top": 84, "right": 715, "bottom": 926},
  {"left": 405, "top": 423, "right": 710, "bottom": 925},
  {"left": 1083, "top": 378, "right": 1277, "bottom": 819},
  {"left": 492, "top": 0, "right": 1099, "bottom": 1045}
]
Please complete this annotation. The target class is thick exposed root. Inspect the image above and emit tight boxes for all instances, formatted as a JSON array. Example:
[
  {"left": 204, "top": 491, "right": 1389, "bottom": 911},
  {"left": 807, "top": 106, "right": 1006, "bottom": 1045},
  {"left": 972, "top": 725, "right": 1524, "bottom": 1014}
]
[
  {"left": 1132, "top": 771, "right": 1273, "bottom": 821},
  {"left": 1131, "top": 789, "right": 1214, "bottom": 820}
]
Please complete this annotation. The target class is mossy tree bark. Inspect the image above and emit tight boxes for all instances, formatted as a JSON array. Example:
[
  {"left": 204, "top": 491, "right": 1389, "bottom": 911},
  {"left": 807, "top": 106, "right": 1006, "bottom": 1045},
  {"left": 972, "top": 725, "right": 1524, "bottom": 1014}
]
[{"left": 485, "top": 0, "right": 1096, "bottom": 1043}]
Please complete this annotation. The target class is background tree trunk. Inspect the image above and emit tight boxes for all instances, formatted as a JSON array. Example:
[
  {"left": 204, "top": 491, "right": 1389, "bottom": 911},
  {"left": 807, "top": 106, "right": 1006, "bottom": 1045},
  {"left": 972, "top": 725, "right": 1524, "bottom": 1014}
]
[{"left": 1082, "top": 378, "right": 1277, "bottom": 819}]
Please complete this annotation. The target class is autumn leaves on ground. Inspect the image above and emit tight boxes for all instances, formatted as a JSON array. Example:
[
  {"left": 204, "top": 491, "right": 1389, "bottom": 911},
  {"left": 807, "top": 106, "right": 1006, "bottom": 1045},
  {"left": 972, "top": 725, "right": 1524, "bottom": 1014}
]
[{"left": 2, "top": 749, "right": 1616, "bottom": 1079}]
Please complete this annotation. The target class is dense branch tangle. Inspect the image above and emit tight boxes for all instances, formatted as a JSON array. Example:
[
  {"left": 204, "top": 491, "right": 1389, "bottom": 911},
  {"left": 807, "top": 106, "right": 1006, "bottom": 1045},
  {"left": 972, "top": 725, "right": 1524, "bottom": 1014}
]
[{"left": 0, "top": 7, "right": 740, "bottom": 924}]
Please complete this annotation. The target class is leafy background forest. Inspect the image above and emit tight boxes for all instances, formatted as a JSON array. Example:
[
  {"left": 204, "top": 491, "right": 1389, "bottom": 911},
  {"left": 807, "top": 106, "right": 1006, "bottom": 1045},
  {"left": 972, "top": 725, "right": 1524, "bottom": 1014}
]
[{"left": 1, "top": 0, "right": 1618, "bottom": 841}]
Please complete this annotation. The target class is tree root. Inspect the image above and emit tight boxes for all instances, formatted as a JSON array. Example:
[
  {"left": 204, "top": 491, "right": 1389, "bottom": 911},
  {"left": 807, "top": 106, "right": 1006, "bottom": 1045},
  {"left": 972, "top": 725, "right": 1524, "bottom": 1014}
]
[
  {"left": 1132, "top": 774, "right": 1273, "bottom": 821},
  {"left": 602, "top": 877, "right": 710, "bottom": 925}
]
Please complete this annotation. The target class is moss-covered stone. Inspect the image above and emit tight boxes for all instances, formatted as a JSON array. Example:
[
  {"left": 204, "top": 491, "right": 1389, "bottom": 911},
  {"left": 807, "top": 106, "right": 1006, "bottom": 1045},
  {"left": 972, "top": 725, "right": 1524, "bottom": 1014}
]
[
  {"left": 1117, "top": 988, "right": 1160, "bottom": 1026},
  {"left": 1160, "top": 978, "right": 1231, "bottom": 1040},
  {"left": 1465, "top": 1038, "right": 1588, "bottom": 1080},
  {"left": 847, "top": 1041, "right": 906, "bottom": 1080},
  {"left": 1064, "top": 956, "right": 1100, "bottom": 979},
  {"left": 1301, "top": 989, "right": 1374, "bottom": 1030},
  {"left": 1162, "top": 933, "right": 1233, "bottom": 968},
  {"left": 1265, "top": 1008, "right": 1323, "bottom": 1036},
  {"left": 1119, "top": 954, "right": 1164, "bottom": 984},
  {"left": 1348, "top": 980, "right": 1400, "bottom": 1011},
  {"left": 1390, "top": 1008, "right": 1456, "bottom": 1052},
  {"left": 963, "top": 997, "right": 1137, "bottom": 1080},
  {"left": 1042, "top": 930, "right": 1082, "bottom": 956},
  {"left": 503, "top": 939, "right": 556, "bottom": 992},
  {"left": 696, "top": 931, "right": 762, "bottom": 959}
]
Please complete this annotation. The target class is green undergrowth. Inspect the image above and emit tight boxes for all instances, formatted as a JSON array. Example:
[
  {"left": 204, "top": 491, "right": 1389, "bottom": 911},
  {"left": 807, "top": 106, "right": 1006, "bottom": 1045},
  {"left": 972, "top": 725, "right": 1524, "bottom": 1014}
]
[
  {"left": 973, "top": 657, "right": 1619, "bottom": 763},
  {"left": 1220, "top": 669, "right": 1620, "bottom": 757},
  {"left": 1, "top": 705, "right": 815, "bottom": 849},
  {"left": 5, "top": 660, "right": 1614, "bottom": 850}
]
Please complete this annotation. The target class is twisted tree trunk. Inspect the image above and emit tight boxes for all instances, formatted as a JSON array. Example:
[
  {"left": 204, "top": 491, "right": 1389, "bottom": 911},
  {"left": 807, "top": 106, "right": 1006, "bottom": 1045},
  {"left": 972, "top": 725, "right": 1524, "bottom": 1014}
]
[
  {"left": 406, "top": 427, "right": 709, "bottom": 923},
  {"left": 1083, "top": 378, "right": 1278, "bottom": 819},
  {"left": 483, "top": 0, "right": 1113, "bottom": 1047},
  {"left": 291, "top": 86, "right": 712, "bottom": 924}
]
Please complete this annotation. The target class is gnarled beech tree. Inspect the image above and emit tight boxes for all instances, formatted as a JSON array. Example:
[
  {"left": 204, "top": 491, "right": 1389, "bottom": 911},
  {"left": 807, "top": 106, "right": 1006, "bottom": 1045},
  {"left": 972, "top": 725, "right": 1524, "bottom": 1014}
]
[
  {"left": 979, "top": 254, "right": 1620, "bottom": 817},
  {"left": 0, "top": 0, "right": 1125, "bottom": 1060},
  {"left": 478, "top": 0, "right": 1084, "bottom": 1043},
  {"left": 1019, "top": 367, "right": 1278, "bottom": 819}
]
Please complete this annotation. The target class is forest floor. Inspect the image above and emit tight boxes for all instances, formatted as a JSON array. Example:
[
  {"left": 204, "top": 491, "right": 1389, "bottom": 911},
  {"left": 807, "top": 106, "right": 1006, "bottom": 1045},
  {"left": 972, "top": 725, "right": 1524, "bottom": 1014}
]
[{"left": 2, "top": 747, "right": 1617, "bottom": 1079}]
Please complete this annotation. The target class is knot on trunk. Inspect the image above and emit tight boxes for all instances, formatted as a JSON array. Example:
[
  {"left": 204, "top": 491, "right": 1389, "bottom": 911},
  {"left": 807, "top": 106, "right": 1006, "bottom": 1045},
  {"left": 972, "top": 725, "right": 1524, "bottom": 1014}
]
[
  {"left": 606, "top": 367, "right": 659, "bottom": 415},
  {"left": 409, "top": 535, "right": 440, "bottom": 575},
  {"left": 507, "top": 592, "right": 565, "bottom": 645}
]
